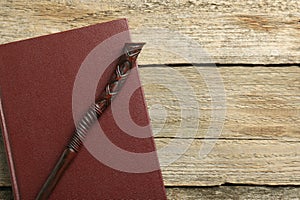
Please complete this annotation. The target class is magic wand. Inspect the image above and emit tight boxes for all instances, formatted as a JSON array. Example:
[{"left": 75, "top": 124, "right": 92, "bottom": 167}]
[{"left": 35, "top": 43, "right": 145, "bottom": 200}]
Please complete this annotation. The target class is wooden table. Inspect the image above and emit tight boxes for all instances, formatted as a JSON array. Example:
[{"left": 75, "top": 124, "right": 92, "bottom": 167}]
[{"left": 1, "top": 0, "right": 299, "bottom": 199}]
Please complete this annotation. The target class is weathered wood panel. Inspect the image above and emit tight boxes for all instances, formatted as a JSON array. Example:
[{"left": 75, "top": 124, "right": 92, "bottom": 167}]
[
  {"left": 1, "top": 186, "right": 300, "bottom": 200},
  {"left": 0, "top": 133, "right": 10, "bottom": 187},
  {"left": 157, "top": 139, "right": 300, "bottom": 186},
  {"left": 1, "top": 0, "right": 300, "bottom": 64},
  {"left": 140, "top": 66, "right": 300, "bottom": 141},
  {"left": 142, "top": 66, "right": 300, "bottom": 186},
  {"left": 166, "top": 186, "right": 300, "bottom": 200},
  {"left": 0, "top": 189, "right": 12, "bottom": 200}
]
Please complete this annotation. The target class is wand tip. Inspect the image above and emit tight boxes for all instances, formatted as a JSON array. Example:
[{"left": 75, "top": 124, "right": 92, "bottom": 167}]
[{"left": 124, "top": 43, "right": 146, "bottom": 58}]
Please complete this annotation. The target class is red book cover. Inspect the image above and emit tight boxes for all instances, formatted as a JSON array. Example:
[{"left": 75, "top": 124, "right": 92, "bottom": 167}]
[{"left": 0, "top": 19, "right": 166, "bottom": 199}]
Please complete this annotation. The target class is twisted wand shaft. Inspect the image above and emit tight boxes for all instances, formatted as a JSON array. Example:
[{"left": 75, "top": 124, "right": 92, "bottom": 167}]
[{"left": 35, "top": 43, "right": 145, "bottom": 200}]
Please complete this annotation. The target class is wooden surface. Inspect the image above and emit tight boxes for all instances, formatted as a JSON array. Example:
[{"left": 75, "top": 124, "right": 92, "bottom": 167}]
[
  {"left": 0, "top": 0, "right": 300, "bottom": 199},
  {"left": 0, "top": 186, "right": 300, "bottom": 200},
  {"left": 1, "top": 0, "right": 300, "bottom": 64},
  {"left": 167, "top": 186, "right": 300, "bottom": 199},
  {"left": 140, "top": 66, "right": 300, "bottom": 186}
]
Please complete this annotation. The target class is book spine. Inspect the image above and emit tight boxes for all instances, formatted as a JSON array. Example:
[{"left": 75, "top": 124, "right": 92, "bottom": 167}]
[{"left": 0, "top": 90, "right": 20, "bottom": 200}]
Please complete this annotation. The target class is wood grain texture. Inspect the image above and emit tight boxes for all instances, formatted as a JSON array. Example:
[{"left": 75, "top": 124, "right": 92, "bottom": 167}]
[
  {"left": 140, "top": 66, "right": 300, "bottom": 141},
  {"left": 1, "top": 0, "right": 300, "bottom": 64},
  {"left": 141, "top": 66, "right": 300, "bottom": 186},
  {"left": 166, "top": 186, "right": 300, "bottom": 200},
  {"left": 0, "top": 186, "right": 300, "bottom": 200},
  {"left": 157, "top": 139, "right": 300, "bottom": 186},
  {"left": 0, "top": 189, "right": 12, "bottom": 200},
  {"left": 0, "top": 131, "right": 10, "bottom": 187}
]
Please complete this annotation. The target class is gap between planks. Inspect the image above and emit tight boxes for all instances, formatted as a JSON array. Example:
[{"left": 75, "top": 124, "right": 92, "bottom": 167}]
[{"left": 140, "top": 63, "right": 300, "bottom": 68}]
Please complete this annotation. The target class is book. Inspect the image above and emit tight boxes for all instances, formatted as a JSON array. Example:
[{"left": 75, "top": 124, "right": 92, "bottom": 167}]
[{"left": 0, "top": 19, "right": 166, "bottom": 199}]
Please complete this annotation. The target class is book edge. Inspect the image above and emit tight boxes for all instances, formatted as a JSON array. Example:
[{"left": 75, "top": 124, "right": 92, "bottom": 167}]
[
  {"left": 135, "top": 66, "right": 168, "bottom": 199},
  {"left": 0, "top": 89, "right": 20, "bottom": 200}
]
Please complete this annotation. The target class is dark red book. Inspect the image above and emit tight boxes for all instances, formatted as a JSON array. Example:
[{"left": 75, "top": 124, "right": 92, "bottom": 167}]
[{"left": 0, "top": 19, "right": 166, "bottom": 199}]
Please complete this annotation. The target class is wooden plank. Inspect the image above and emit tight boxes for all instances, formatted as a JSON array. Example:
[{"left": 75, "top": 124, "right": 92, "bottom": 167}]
[
  {"left": 140, "top": 66, "right": 300, "bottom": 140},
  {"left": 156, "top": 139, "right": 300, "bottom": 186},
  {"left": 1, "top": 186, "right": 300, "bottom": 199},
  {"left": 143, "top": 66, "right": 299, "bottom": 186},
  {"left": 0, "top": 189, "right": 12, "bottom": 200},
  {"left": 166, "top": 186, "right": 300, "bottom": 199},
  {"left": 0, "top": 132, "right": 10, "bottom": 187},
  {"left": 1, "top": 0, "right": 300, "bottom": 64}
]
